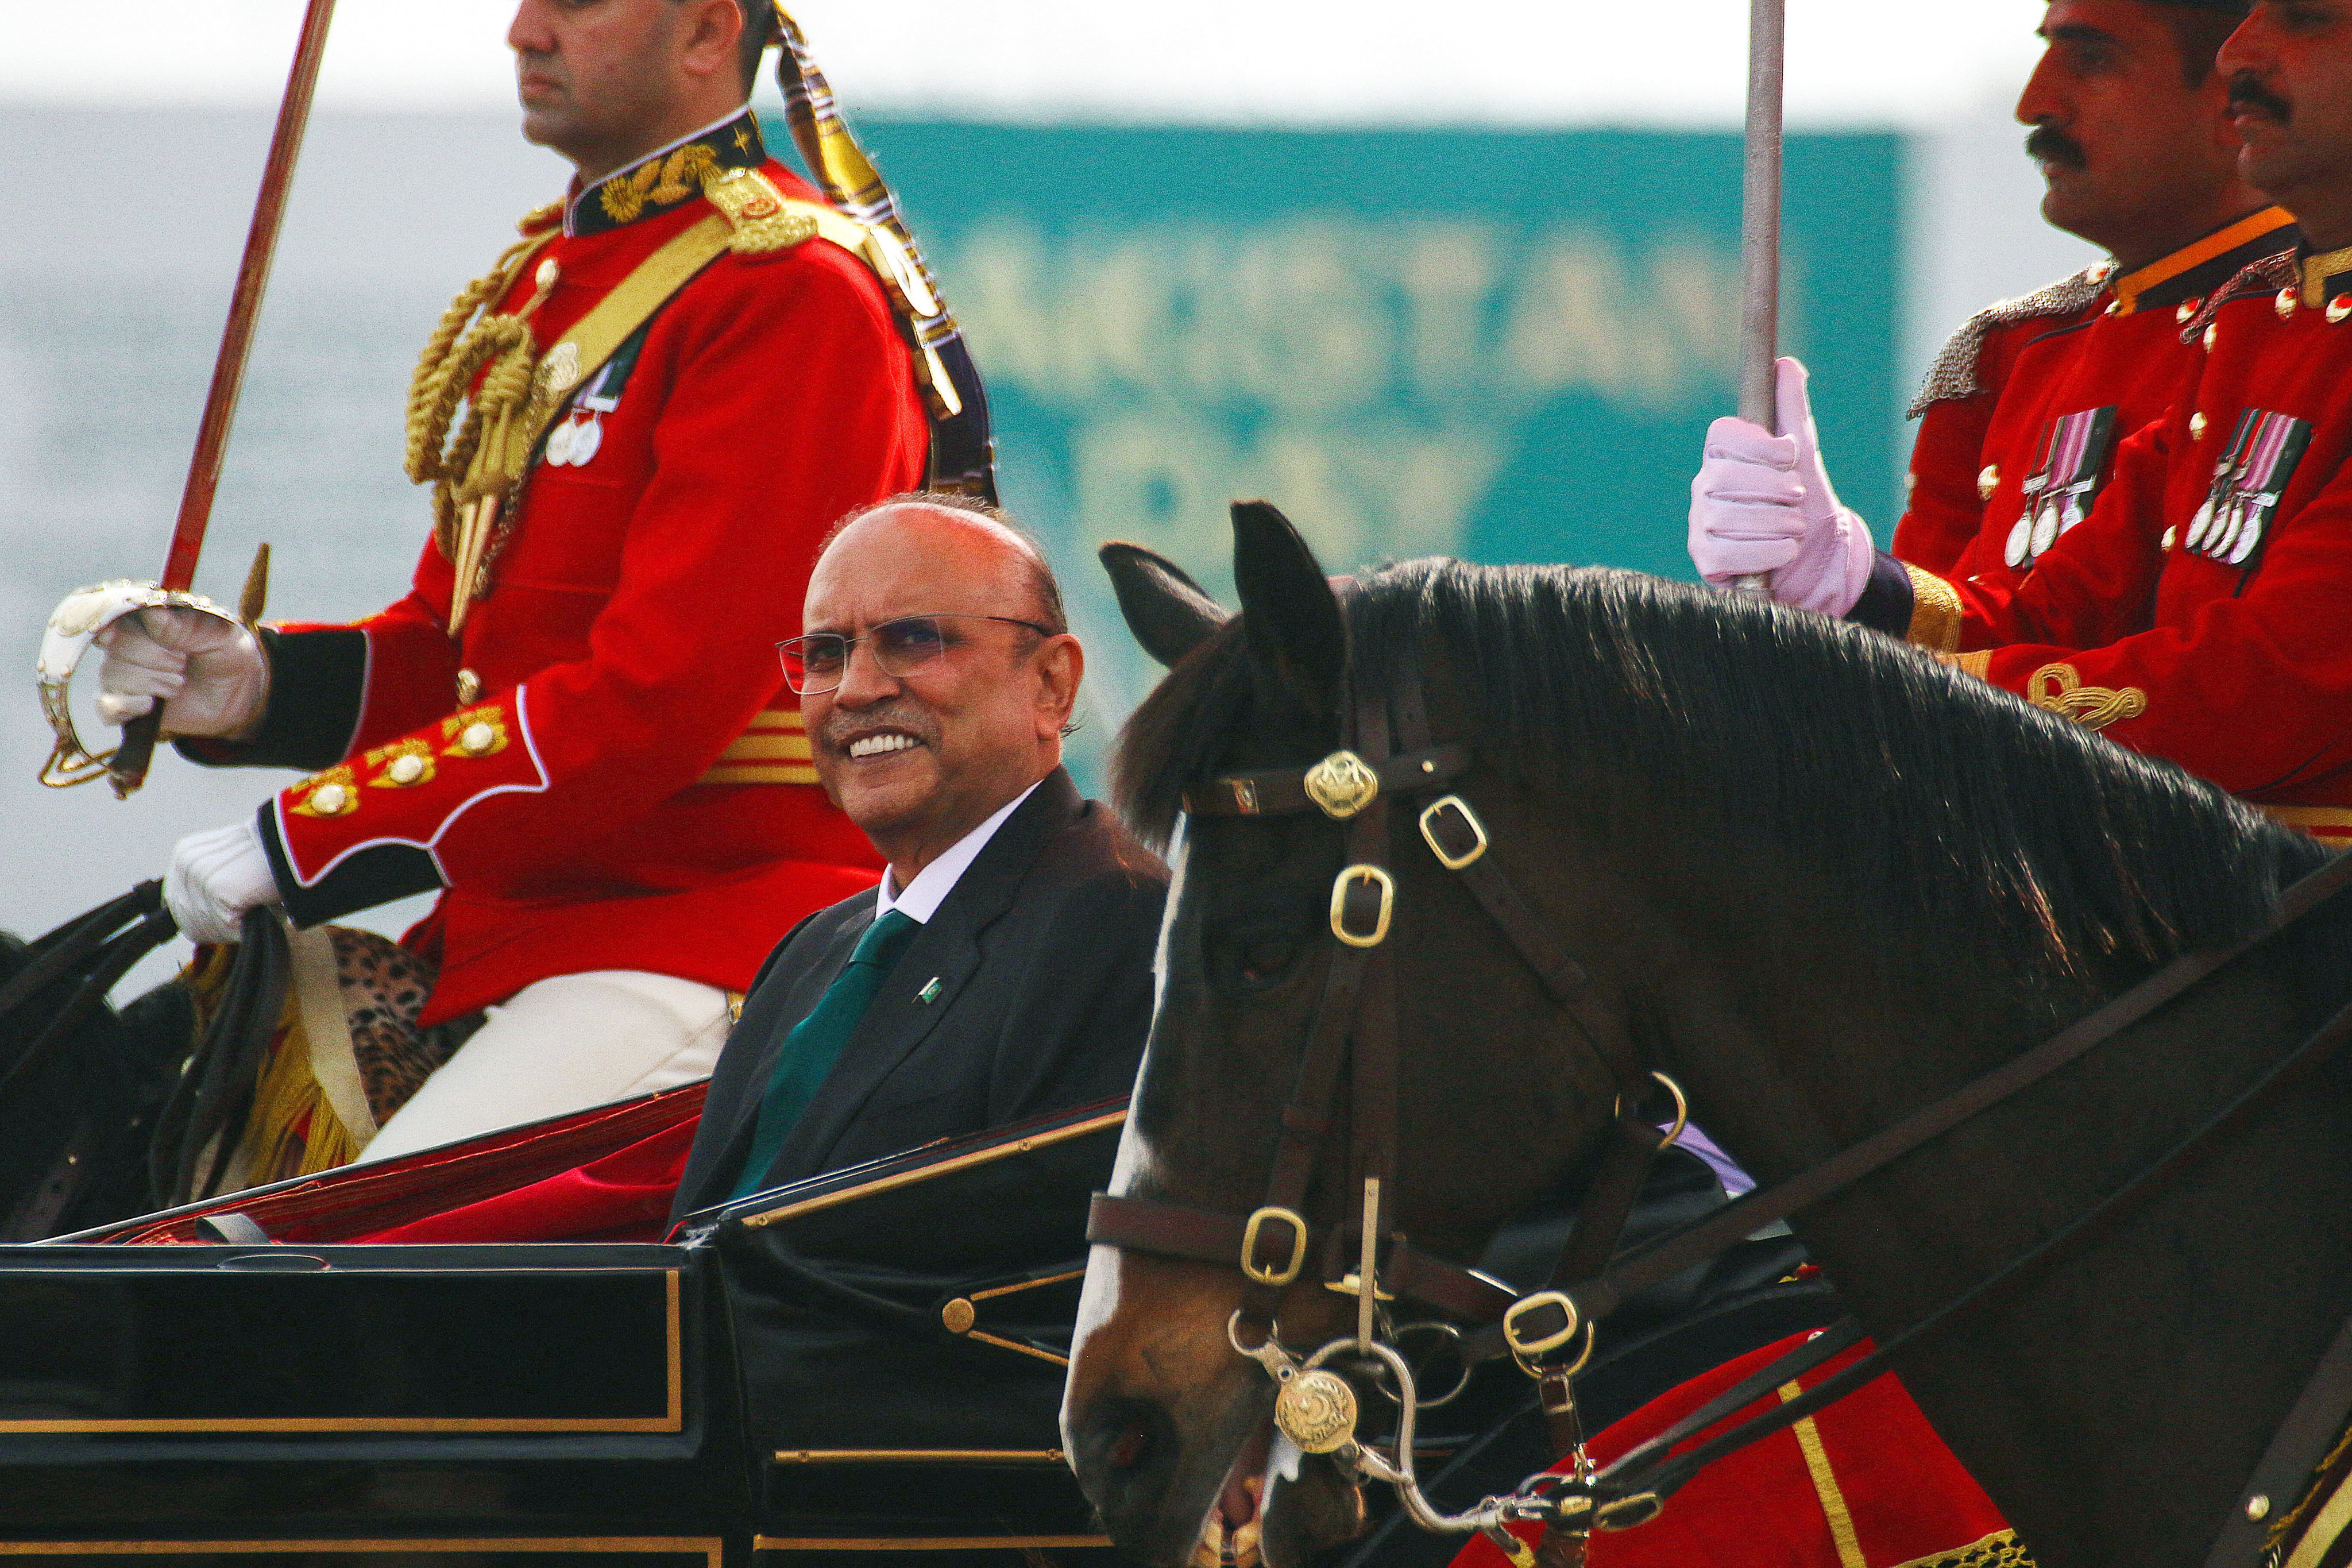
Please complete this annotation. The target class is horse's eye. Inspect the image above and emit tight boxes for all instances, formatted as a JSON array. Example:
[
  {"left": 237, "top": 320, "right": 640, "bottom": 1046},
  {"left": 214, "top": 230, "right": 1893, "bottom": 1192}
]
[{"left": 1239, "top": 938, "right": 1298, "bottom": 984}]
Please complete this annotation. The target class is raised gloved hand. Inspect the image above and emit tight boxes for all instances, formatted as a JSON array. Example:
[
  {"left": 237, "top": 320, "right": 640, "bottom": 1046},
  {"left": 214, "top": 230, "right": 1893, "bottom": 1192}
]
[
  {"left": 164, "top": 819, "right": 284, "bottom": 947},
  {"left": 1687, "top": 357, "right": 1875, "bottom": 617},
  {"left": 92, "top": 604, "right": 269, "bottom": 739}
]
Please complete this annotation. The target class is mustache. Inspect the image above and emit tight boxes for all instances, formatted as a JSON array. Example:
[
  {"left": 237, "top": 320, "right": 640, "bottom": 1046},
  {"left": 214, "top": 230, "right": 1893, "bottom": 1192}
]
[
  {"left": 818, "top": 701, "right": 941, "bottom": 754},
  {"left": 2230, "top": 71, "right": 2294, "bottom": 123},
  {"left": 2025, "top": 123, "right": 2087, "bottom": 170}
]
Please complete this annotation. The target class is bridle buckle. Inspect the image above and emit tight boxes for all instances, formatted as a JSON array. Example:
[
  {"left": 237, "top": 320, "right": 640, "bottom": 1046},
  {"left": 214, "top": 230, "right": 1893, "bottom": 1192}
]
[
  {"left": 1418, "top": 795, "right": 1488, "bottom": 870},
  {"left": 1501, "top": 1289, "right": 1583, "bottom": 1360},
  {"left": 1330, "top": 866, "right": 1396, "bottom": 948},
  {"left": 1240, "top": 1205, "right": 1310, "bottom": 1287},
  {"left": 1304, "top": 750, "right": 1381, "bottom": 818}
]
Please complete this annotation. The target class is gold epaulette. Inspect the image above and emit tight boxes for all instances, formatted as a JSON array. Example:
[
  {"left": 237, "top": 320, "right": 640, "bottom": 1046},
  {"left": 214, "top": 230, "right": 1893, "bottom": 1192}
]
[{"left": 701, "top": 167, "right": 870, "bottom": 258}]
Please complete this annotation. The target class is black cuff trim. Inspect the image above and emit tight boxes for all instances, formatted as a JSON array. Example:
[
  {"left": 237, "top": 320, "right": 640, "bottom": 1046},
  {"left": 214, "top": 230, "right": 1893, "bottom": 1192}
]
[
  {"left": 258, "top": 803, "right": 445, "bottom": 928},
  {"left": 1847, "top": 551, "right": 1917, "bottom": 638},
  {"left": 178, "top": 627, "right": 366, "bottom": 773}
]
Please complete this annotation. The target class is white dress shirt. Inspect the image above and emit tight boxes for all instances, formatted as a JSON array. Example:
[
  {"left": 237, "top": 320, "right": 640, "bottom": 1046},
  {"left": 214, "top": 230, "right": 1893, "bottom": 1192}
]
[{"left": 873, "top": 780, "right": 1042, "bottom": 925}]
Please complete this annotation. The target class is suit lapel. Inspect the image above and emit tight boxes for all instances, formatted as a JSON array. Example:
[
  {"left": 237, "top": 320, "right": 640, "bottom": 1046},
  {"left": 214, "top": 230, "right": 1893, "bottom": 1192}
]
[{"left": 767, "top": 771, "right": 1083, "bottom": 1181}]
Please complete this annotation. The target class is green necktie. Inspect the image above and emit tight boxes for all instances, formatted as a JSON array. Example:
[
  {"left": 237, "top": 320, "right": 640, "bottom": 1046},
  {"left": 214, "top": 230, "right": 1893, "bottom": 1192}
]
[{"left": 730, "top": 908, "right": 920, "bottom": 1200}]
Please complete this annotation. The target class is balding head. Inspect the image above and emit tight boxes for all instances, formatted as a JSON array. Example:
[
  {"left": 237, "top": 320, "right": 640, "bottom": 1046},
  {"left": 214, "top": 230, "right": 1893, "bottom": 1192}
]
[{"left": 799, "top": 496, "right": 1085, "bottom": 887}]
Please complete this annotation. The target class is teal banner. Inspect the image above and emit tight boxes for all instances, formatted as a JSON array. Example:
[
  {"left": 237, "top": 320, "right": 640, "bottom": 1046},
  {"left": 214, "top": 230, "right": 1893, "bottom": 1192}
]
[{"left": 843, "top": 121, "right": 1903, "bottom": 778}]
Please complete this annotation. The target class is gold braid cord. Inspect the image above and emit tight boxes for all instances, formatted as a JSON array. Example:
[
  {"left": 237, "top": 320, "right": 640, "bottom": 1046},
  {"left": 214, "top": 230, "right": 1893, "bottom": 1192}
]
[
  {"left": 1884, "top": 1532, "right": 2034, "bottom": 1568},
  {"left": 404, "top": 219, "right": 559, "bottom": 561}
]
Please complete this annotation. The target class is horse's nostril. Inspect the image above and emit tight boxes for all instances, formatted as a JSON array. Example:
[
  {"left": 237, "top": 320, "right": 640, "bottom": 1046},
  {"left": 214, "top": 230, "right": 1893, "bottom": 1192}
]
[{"left": 1107, "top": 1418, "right": 1150, "bottom": 1470}]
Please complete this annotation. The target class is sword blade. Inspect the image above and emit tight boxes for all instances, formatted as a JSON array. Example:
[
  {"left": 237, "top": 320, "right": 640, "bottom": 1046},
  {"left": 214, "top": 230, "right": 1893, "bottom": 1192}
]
[{"left": 113, "top": 0, "right": 337, "bottom": 797}]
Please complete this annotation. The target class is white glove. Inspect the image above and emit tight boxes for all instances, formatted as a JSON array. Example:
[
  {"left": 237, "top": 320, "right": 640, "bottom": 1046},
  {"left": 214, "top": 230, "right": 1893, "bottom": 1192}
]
[
  {"left": 165, "top": 819, "right": 283, "bottom": 947},
  {"left": 1688, "top": 357, "right": 1876, "bottom": 617},
  {"left": 92, "top": 605, "right": 269, "bottom": 738}
]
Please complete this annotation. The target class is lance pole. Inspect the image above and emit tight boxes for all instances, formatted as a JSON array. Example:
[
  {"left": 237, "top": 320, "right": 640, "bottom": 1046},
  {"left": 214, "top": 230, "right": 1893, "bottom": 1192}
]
[
  {"left": 109, "top": 0, "right": 338, "bottom": 798},
  {"left": 1731, "top": 0, "right": 1785, "bottom": 597}
]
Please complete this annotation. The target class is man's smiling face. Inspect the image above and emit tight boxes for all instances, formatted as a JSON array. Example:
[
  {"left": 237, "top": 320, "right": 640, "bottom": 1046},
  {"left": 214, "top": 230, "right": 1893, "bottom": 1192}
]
[
  {"left": 2223, "top": 0, "right": 2352, "bottom": 226},
  {"left": 798, "top": 504, "right": 1080, "bottom": 878}
]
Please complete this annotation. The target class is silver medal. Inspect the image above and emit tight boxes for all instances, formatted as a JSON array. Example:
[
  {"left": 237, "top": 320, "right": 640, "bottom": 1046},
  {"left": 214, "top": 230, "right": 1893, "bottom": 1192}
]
[
  {"left": 544, "top": 420, "right": 577, "bottom": 468},
  {"left": 2030, "top": 501, "right": 2060, "bottom": 558},
  {"left": 567, "top": 416, "right": 603, "bottom": 468},
  {"left": 2185, "top": 498, "right": 2214, "bottom": 553},
  {"left": 2229, "top": 508, "right": 2265, "bottom": 565},
  {"left": 2005, "top": 515, "right": 2032, "bottom": 569}
]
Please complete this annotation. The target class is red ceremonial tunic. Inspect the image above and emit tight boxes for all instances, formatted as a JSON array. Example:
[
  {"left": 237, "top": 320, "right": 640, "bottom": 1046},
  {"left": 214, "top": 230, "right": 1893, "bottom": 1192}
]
[
  {"left": 1892, "top": 209, "right": 2297, "bottom": 587},
  {"left": 1852, "top": 241, "right": 2352, "bottom": 848},
  {"left": 1447, "top": 1332, "right": 2011, "bottom": 1568},
  {"left": 192, "top": 111, "right": 925, "bottom": 1023}
]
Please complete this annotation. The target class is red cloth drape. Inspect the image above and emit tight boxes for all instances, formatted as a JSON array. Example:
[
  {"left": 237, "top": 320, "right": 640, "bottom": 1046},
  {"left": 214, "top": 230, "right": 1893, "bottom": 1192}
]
[
  {"left": 353, "top": 1117, "right": 698, "bottom": 1243},
  {"left": 1449, "top": 1333, "right": 2014, "bottom": 1568}
]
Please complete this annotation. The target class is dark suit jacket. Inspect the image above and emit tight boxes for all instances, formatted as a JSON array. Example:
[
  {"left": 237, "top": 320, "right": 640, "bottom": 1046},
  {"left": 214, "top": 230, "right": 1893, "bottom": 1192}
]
[{"left": 670, "top": 768, "right": 1167, "bottom": 1221}]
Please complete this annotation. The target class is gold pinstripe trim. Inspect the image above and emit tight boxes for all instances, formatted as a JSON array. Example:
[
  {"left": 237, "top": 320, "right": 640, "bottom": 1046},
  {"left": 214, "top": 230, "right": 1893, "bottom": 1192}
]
[
  {"left": 1938, "top": 650, "right": 1994, "bottom": 680},
  {"left": 1779, "top": 1381, "right": 1867, "bottom": 1568},
  {"left": 1903, "top": 563, "right": 1964, "bottom": 655},
  {"left": 2261, "top": 805, "right": 2352, "bottom": 843},
  {"left": 753, "top": 1538, "right": 1110, "bottom": 1552},
  {"left": 0, "top": 1541, "right": 720, "bottom": 1564}
]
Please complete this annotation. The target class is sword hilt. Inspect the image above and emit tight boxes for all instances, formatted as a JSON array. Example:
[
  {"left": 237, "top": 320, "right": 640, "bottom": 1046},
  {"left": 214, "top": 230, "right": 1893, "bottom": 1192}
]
[{"left": 109, "top": 712, "right": 161, "bottom": 800}]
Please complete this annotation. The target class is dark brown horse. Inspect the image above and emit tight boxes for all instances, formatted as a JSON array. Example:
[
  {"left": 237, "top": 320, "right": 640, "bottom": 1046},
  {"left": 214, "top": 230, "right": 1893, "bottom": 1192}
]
[{"left": 1063, "top": 502, "right": 2352, "bottom": 1568}]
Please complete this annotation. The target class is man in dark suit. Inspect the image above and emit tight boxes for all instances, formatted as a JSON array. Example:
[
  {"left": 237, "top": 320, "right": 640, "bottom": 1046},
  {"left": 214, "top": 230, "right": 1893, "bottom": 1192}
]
[{"left": 671, "top": 495, "right": 1167, "bottom": 1218}]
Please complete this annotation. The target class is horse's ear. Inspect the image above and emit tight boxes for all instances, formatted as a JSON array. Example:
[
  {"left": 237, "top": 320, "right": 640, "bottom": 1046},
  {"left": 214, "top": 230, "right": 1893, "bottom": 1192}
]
[
  {"left": 1099, "top": 541, "right": 1229, "bottom": 667},
  {"left": 1231, "top": 500, "right": 1345, "bottom": 708}
]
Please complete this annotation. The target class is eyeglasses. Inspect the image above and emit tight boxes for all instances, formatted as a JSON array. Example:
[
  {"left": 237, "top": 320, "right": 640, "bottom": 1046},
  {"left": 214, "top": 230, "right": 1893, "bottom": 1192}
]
[{"left": 777, "top": 613, "right": 1061, "bottom": 696}]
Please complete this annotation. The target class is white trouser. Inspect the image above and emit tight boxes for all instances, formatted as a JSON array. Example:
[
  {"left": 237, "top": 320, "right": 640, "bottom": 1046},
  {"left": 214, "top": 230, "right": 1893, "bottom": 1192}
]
[{"left": 354, "top": 970, "right": 732, "bottom": 1165}]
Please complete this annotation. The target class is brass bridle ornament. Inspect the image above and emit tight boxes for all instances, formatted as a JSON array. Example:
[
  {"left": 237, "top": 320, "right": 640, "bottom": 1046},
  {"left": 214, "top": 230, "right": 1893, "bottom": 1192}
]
[{"left": 1086, "top": 655, "right": 1691, "bottom": 1563}]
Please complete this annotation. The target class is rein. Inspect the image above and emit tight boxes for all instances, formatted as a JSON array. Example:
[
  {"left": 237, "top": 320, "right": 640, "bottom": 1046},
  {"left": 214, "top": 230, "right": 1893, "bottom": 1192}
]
[{"left": 1086, "top": 639, "right": 2352, "bottom": 1561}]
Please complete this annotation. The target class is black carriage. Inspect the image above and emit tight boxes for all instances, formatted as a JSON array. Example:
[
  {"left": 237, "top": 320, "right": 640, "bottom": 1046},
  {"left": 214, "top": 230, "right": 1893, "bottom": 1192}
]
[{"left": 0, "top": 1080, "right": 1828, "bottom": 1568}]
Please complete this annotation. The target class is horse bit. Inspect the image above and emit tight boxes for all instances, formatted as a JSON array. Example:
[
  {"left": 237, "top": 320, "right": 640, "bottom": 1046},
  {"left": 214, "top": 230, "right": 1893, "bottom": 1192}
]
[{"left": 1087, "top": 654, "right": 1686, "bottom": 1563}]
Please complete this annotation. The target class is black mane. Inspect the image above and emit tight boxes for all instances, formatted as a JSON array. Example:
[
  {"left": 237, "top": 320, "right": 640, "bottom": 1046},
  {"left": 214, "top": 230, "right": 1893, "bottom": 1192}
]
[{"left": 1117, "top": 558, "right": 2326, "bottom": 988}]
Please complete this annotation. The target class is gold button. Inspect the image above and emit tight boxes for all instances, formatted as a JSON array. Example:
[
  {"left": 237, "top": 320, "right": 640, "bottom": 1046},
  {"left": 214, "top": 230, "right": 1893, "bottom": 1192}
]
[
  {"left": 535, "top": 258, "right": 560, "bottom": 291},
  {"left": 941, "top": 1299, "right": 976, "bottom": 1334},
  {"left": 2176, "top": 298, "right": 2200, "bottom": 324},
  {"left": 2331, "top": 297, "right": 2352, "bottom": 325},
  {"left": 2191, "top": 412, "right": 2208, "bottom": 441},
  {"left": 2204, "top": 325, "right": 2219, "bottom": 351},
  {"left": 456, "top": 669, "right": 482, "bottom": 705},
  {"left": 2103, "top": 301, "right": 2120, "bottom": 316},
  {"left": 311, "top": 782, "right": 349, "bottom": 814},
  {"left": 1977, "top": 464, "right": 2000, "bottom": 502},
  {"left": 2161, "top": 526, "right": 2177, "bottom": 551},
  {"left": 459, "top": 722, "right": 497, "bottom": 755},
  {"left": 388, "top": 754, "right": 426, "bottom": 785},
  {"left": 2278, "top": 288, "right": 2299, "bottom": 318},
  {"left": 2248, "top": 1494, "right": 2272, "bottom": 1522}
]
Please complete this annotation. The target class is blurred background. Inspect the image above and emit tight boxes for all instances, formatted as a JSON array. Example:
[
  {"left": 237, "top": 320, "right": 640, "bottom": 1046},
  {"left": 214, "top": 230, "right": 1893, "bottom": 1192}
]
[{"left": 0, "top": 0, "right": 2103, "bottom": 983}]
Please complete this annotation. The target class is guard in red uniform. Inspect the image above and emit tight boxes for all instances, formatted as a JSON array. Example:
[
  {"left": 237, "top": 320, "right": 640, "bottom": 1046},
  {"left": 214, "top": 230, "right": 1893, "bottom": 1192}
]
[
  {"left": 1688, "top": 0, "right": 2352, "bottom": 847},
  {"left": 46, "top": 0, "right": 988, "bottom": 1164},
  {"left": 1703, "top": 0, "right": 2286, "bottom": 599},
  {"left": 1848, "top": 237, "right": 2352, "bottom": 847}
]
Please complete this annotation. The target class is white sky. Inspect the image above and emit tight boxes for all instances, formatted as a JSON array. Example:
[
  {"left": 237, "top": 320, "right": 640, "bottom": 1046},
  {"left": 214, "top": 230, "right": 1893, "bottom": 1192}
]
[{"left": 0, "top": 0, "right": 2043, "bottom": 126}]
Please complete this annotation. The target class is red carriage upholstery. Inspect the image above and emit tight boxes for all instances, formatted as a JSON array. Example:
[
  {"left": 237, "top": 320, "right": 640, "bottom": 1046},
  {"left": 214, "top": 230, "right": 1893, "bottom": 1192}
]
[{"left": 82, "top": 1081, "right": 706, "bottom": 1245}]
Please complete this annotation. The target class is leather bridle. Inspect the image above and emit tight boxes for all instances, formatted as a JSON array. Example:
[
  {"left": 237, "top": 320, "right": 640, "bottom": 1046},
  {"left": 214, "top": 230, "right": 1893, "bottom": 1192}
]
[
  {"left": 1084, "top": 633, "right": 2352, "bottom": 1563},
  {"left": 1087, "top": 649, "right": 1686, "bottom": 1555}
]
